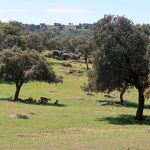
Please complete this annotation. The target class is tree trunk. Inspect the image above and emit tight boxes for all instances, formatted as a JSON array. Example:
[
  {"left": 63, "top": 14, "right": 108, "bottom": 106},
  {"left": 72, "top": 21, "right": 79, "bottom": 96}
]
[
  {"left": 120, "top": 89, "right": 125, "bottom": 105},
  {"left": 85, "top": 57, "right": 89, "bottom": 70},
  {"left": 14, "top": 81, "right": 23, "bottom": 101},
  {"left": 120, "top": 82, "right": 128, "bottom": 105},
  {"left": 136, "top": 88, "right": 145, "bottom": 120}
]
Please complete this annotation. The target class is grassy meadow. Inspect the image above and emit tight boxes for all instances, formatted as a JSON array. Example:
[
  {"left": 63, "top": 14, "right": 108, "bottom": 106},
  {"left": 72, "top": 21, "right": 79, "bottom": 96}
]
[{"left": 0, "top": 58, "right": 150, "bottom": 150}]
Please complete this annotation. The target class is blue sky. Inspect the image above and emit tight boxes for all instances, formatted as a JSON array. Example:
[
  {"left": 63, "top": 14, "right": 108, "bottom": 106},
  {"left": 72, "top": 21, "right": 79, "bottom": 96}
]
[{"left": 0, "top": 0, "right": 149, "bottom": 24}]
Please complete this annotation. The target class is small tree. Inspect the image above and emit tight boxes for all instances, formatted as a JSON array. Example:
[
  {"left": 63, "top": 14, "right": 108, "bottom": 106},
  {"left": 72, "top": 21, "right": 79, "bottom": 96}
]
[
  {"left": 89, "top": 15, "right": 150, "bottom": 120},
  {"left": 117, "top": 82, "right": 128, "bottom": 105},
  {"left": 0, "top": 47, "right": 60, "bottom": 100},
  {"left": 76, "top": 40, "right": 93, "bottom": 70}
]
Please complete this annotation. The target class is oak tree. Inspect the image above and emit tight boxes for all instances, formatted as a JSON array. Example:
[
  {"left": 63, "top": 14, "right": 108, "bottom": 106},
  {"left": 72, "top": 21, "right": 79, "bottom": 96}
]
[
  {"left": 89, "top": 15, "right": 150, "bottom": 120},
  {"left": 0, "top": 47, "right": 60, "bottom": 100}
]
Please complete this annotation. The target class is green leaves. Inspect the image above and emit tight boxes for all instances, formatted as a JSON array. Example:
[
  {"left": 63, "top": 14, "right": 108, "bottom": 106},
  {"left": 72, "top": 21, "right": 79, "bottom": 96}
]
[
  {"left": 0, "top": 47, "right": 58, "bottom": 84},
  {"left": 90, "top": 15, "right": 149, "bottom": 92}
]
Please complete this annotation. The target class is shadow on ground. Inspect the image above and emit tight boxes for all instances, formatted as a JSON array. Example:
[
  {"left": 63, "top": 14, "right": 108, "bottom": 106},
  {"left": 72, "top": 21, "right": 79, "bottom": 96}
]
[
  {"left": 0, "top": 97, "right": 66, "bottom": 107},
  {"left": 97, "top": 99, "right": 150, "bottom": 109},
  {"left": 123, "top": 100, "right": 150, "bottom": 109},
  {"left": 97, "top": 114, "right": 150, "bottom": 125}
]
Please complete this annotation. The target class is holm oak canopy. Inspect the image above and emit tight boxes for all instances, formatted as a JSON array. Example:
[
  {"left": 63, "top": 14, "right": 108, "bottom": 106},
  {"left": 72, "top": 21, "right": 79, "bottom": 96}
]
[
  {"left": 0, "top": 46, "right": 61, "bottom": 100},
  {"left": 89, "top": 15, "right": 150, "bottom": 120}
]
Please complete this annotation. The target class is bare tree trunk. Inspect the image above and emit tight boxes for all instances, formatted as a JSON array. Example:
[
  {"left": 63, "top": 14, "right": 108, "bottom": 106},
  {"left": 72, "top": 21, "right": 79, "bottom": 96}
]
[
  {"left": 120, "top": 89, "right": 125, "bottom": 105},
  {"left": 136, "top": 88, "right": 145, "bottom": 120},
  {"left": 86, "top": 60, "right": 89, "bottom": 70},
  {"left": 14, "top": 81, "right": 23, "bottom": 101},
  {"left": 120, "top": 82, "right": 127, "bottom": 105},
  {"left": 85, "top": 56, "right": 89, "bottom": 70}
]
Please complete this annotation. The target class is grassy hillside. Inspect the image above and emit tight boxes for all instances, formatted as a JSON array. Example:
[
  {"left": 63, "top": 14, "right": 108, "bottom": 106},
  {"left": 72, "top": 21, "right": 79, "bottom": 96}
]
[{"left": 0, "top": 59, "right": 150, "bottom": 150}]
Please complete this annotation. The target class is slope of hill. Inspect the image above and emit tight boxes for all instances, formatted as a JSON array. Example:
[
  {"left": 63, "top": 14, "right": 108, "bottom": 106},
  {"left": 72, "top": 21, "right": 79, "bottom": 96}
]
[{"left": 0, "top": 59, "right": 150, "bottom": 150}]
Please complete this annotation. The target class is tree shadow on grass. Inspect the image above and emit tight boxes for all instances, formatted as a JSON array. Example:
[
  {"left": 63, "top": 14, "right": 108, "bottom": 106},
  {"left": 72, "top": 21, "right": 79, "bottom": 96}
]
[
  {"left": 122, "top": 100, "right": 137, "bottom": 108},
  {"left": 97, "top": 114, "right": 150, "bottom": 125},
  {"left": 97, "top": 100, "right": 122, "bottom": 107},
  {"left": 123, "top": 100, "right": 150, "bottom": 109},
  {"left": 97, "top": 99, "right": 150, "bottom": 109},
  {"left": 0, "top": 97, "right": 66, "bottom": 107}
]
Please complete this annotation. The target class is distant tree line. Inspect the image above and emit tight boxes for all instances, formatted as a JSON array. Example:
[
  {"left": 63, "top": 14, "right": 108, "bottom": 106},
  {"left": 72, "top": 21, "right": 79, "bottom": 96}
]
[{"left": 0, "top": 21, "right": 92, "bottom": 53}]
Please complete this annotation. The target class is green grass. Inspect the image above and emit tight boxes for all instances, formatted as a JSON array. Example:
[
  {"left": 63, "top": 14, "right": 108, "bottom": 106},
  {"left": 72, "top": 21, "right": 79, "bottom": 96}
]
[{"left": 0, "top": 58, "right": 150, "bottom": 150}]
